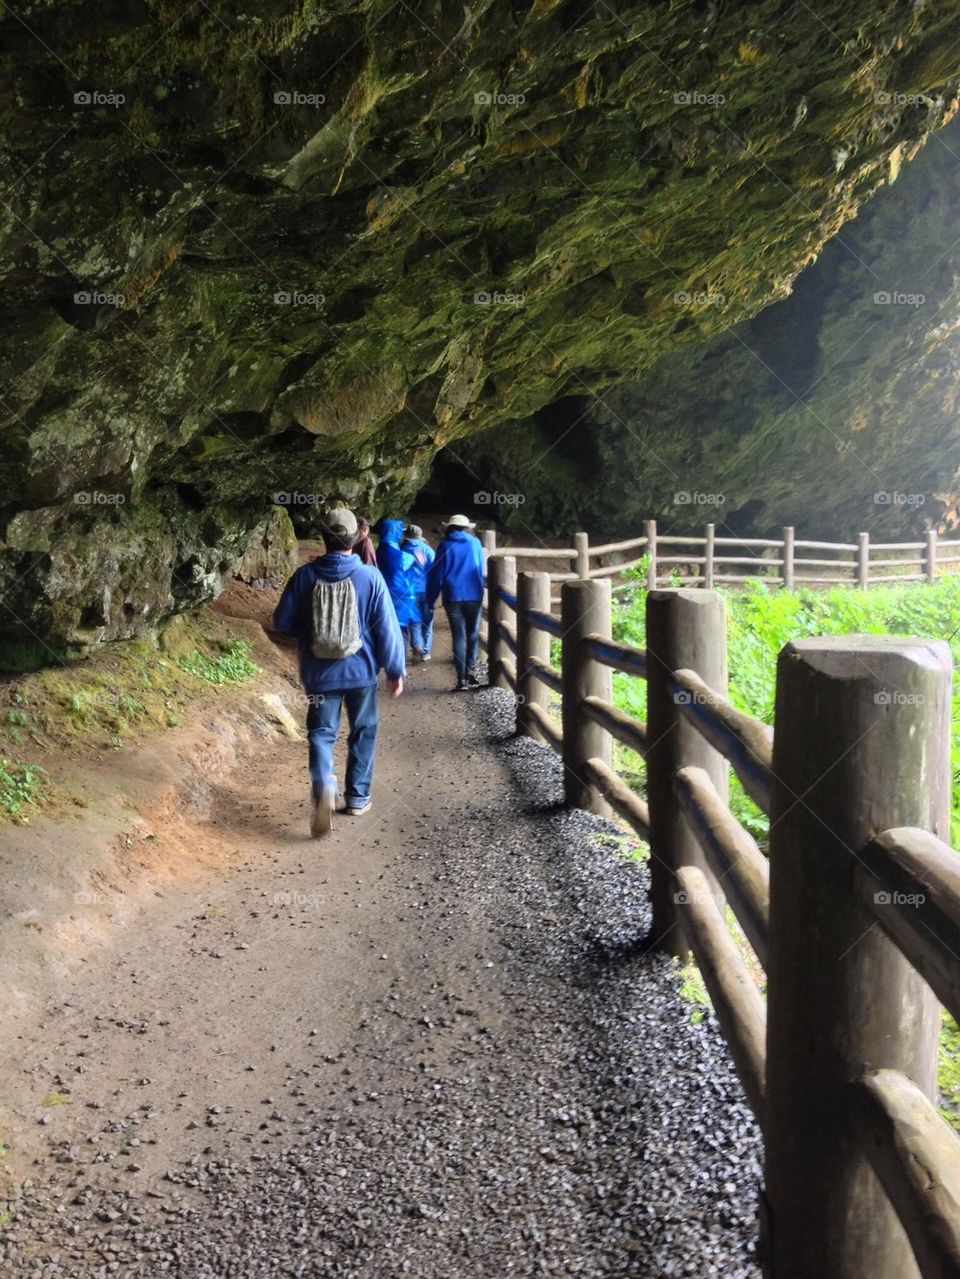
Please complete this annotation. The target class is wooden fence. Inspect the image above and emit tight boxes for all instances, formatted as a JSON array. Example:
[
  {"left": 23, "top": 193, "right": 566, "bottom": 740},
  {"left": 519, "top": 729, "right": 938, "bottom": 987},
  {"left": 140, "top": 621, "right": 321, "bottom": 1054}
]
[
  {"left": 481, "top": 557, "right": 960, "bottom": 1279},
  {"left": 479, "top": 520, "right": 960, "bottom": 592}
]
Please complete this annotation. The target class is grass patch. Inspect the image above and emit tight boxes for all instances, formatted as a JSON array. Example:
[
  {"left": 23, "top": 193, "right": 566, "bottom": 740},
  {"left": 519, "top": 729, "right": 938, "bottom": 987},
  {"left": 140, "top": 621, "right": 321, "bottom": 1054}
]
[
  {"left": 179, "top": 639, "right": 259, "bottom": 685},
  {"left": 0, "top": 758, "right": 45, "bottom": 817}
]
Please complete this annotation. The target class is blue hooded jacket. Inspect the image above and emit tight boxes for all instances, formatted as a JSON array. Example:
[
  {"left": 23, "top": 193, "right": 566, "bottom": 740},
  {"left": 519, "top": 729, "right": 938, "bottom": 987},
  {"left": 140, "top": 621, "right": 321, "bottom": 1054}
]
[
  {"left": 426, "top": 529, "right": 486, "bottom": 608},
  {"left": 273, "top": 553, "right": 406, "bottom": 692},
  {"left": 401, "top": 537, "right": 436, "bottom": 596},
  {"left": 377, "top": 519, "right": 420, "bottom": 627}
]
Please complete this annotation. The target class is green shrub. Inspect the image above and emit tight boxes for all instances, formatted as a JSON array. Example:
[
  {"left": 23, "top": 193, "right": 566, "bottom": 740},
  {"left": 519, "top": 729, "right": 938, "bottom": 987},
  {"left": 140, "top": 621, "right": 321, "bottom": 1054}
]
[{"left": 0, "top": 758, "right": 45, "bottom": 815}]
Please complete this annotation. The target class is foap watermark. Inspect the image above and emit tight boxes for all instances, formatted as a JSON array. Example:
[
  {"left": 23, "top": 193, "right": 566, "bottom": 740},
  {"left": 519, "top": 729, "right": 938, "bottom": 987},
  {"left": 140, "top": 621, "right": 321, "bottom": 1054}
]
[
  {"left": 673, "top": 688, "right": 723, "bottom": 709},
  {"left": 674, "top": 289, "right": 725, "bottom": 307},
  {"left": 474, "top": 290, "right": 525, "bottom": 307},
  {"left": 474, "top": 490, "right": 525, "bottom": 506},
  {"left": 474, "top": 90, "right": 526, "bottom": 107},
  {"left": 874, "top": 91, "right": 931, "bottom": 108},
  {"left": 272, "top": 490, "right": 324, "bottom": 507},
  {"left": 874, "top": 689, "right": 926, "bottom": 707},
  {"left": 74, "top": 290, "right": 126, "bottom": 308},
  {"left": 674, "top": 887, "right": 718, "bottom": 906},
  {"left": 274, "top": 90, "right": 326, "bottom": 107},
  {"left": 873, "top": 490, "right": 925, "bottom": 508},
  {"left": 274, "top": 290, "right": 325, "bottom": 308},
  {"left": 74, "top": 889, "right": 125, "bottom": 907},
  {"left": 873, "top": 290, "right": 925, "bottom": 307},
  {"left": 74, "top": 89, "right": 125, "bottom": 107},
  {"left": 673, "top": 90, "right": 725, "bottom": 107},
  {"left": 74, "top": 491, "right": 125, "bottom": 506},
  {"left": 273, "top": 890, "right": 324, "bottom": 908},
  {"left": 874, "top": 889, "right": 926, "bottom": 908},
  {"left": 674, "top": 490, "right": 725, "bottom": 506}
]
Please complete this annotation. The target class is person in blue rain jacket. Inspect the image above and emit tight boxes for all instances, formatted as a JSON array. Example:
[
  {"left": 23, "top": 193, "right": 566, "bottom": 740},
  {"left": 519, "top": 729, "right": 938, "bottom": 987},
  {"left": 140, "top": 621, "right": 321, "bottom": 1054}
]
[
  {"left": 272, "top": 507, "right": 405, "bottom": 836},
  {"left": 376, "top": 518, "right": 419, "bottom": 651},
  {"left": 425, "top": 514, "right": 486, "bottom": 691},
  {"left": 401, "top": 523, "right": 436, "bottom": 662}
]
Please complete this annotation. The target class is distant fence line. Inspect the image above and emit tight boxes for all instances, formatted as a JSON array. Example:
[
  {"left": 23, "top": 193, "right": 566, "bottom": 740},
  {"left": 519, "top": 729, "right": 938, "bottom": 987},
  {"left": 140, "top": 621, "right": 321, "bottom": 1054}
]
[
  {"left": 480, "top": 520, "right": 960, "bottom": 593},
  {"left": 479, "top": 561, "right": 960, "bottom": 1279}
]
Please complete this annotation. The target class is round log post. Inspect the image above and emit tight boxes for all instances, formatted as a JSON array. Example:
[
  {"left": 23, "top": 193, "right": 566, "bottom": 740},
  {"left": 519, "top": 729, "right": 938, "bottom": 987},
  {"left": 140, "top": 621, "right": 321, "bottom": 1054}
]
[
  {"left": 517, "top": 571, "right": 552, "bottom": 740},
  {"left": 486, "top": 553, "right": 516, "bottom": 691},
  {"left": 645, "top": 589, "right": 728, "bottom": 958},
  {"left": 644, "top": 518, "right": 658, "bottom": 589},
  {"left": 704, "top": 522, "right": 715, "bottom": 590},
  {"left": 926, "top": 528, "right": 938, "bottom": 583},
  {"left": 857, "top": 531, "right": 870, "bottom": 589},
  {"left": 561, "top": 578, "right": 612, "bottom": 815},
  {"left": 782, "top": 526, "right": 795, "bottom": 591},
  {"left": 763, "top": 635, "right": 950, "bottom": 1279},
  {"left": 574, "top": 531, "right": 590, "bottom": 579}
]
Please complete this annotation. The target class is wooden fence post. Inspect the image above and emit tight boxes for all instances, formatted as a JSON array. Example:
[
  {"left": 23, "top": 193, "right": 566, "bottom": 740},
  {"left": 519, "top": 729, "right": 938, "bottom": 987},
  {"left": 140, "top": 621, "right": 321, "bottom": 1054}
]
[
  {"left": 561, "top": 578, "right": 612, "bottom": 814},
  {"left": 574, "top": 531, "right": 590, "bottom": 579},
  {"left": 482, "top": 527, "right": 497, "bottom": 558},
  {"left": 782, "top": 526, "right": 794, "bottom": 590},
  {"left": 857, "top": 531, "right": 869, "bottom": 589},
  {"left": 517, "top": 571, "right": 551, "bottom": 741},
  {"left": 763, "top": 636, "right": 950, "bottom": 1279},
  {"left": 704, "top": 522, "right": 715, "bottom": 590},
  {"left": 645, "top": 589, "right": 729, "bottom": 958},
  {"left": 644, "top": 518, "right": 657, "bottom": 589},
  {"left": 926, "top": 528, "right": 938, "bottom": 583},
  {"left": 486, "top": 554, "right": 516, "bottom": 691}
]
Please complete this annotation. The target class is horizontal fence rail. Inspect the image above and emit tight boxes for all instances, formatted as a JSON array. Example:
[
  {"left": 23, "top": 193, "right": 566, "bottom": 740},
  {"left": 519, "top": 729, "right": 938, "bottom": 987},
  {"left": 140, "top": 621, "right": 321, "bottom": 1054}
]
[
  {"left": 482, "top": 520, "right": 956, "bottom": 593},
  {"left": 476, "top": 543, "right": 960, "bottom": 1279}
]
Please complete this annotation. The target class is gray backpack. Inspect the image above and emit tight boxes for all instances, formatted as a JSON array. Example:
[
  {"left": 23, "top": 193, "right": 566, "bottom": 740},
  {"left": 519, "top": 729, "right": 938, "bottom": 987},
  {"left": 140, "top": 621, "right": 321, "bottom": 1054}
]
[{"left": 310, "top": 570, "right": 362, "bottom": 660}]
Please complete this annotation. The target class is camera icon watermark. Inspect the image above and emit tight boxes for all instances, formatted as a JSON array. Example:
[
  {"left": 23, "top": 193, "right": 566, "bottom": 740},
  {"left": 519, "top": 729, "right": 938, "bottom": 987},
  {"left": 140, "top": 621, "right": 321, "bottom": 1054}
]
[
  {"left": 874, "top": 689, "right": 926, "bottom": 706},
  {"left": 474, "top": 90, "right": 526, "bottom": 107},
  {"left": 873, "top": 491, "right": 925, "bottom": 508},
  {"left": 673, "top": 289, "right": 725, "bottom": 308},
  {"left": 473, "top": 290, "right": 525, "bottom": 307},
  {"left": 274, "top": 290, "right": 325, "bottom": 308},
  {"left": 272, "top": 491, "right": 324, "bottom": 506},
  {"left": 873, "top": 889, "right": 925, "bottom": 907},
  {"left": 673, "top": 90, "right": 725, "bottom": 107},
  {"left": 74, "top": 90, "right": 125, "bottom": 107},
  {"left": 274, "top": 90, "right": 326, "bottom": 106},
  {"left": 474, "top": 490, "right": 525, "bottom": 506},
  {"left": 673, "top": 490, "right": 725, "bottom": 506},
  {"left": 74, "top": 290, "right": 126, "bottom": 308},
  {"left": 873, "top": 290, "right": 924, "bottom": 307},
  {"left": 874, "top": 90, "right": 930, "bottom": 108},
  {"left": 73, "top": 491, "right": 126, "bottom": 506}
]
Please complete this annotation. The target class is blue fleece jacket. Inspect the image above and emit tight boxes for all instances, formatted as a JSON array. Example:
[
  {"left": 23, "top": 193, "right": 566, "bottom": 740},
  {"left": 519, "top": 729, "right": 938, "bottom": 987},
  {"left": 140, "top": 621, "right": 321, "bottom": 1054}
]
[
  {"left": 401, "top": 537, "right": 436, "bottom": 595},
  {"left": 272, "top": 553, "right": 406, "bottom": 691},
  {"left": 377, "top": 519, "right": 420, "bottom": 627},
  {"left": 426, "top": 529, "right": 486, "bottom": 608}
]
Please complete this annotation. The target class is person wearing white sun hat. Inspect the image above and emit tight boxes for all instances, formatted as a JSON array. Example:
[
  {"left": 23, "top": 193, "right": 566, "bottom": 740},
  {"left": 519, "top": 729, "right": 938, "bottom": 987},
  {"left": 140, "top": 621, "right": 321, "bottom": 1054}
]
[{"left": 425, "top": 514, "right": 486, "bottom": 690}]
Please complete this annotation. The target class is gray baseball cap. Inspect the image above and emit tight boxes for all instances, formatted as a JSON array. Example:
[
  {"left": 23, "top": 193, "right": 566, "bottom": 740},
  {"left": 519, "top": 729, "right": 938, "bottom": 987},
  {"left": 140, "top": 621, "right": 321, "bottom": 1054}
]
[{"left": 323, "top": 507, "right": 359, "bottom": 537}]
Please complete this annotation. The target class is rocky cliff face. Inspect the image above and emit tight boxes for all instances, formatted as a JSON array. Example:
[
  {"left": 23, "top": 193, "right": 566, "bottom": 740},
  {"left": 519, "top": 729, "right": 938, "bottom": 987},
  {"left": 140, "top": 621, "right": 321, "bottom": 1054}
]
[
  {"left": 2, "top": 0, "right": 959, "bottom": 654},
  {"left": 443, "top": 114, "right": 960, "bottom": 541}
]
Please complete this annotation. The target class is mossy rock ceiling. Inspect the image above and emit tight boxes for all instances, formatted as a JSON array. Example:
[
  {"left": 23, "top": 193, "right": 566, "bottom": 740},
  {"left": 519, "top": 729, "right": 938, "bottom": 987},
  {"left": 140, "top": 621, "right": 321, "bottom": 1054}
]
[{"left": 1, "top": 1, "right": 959, "bottom": 647}]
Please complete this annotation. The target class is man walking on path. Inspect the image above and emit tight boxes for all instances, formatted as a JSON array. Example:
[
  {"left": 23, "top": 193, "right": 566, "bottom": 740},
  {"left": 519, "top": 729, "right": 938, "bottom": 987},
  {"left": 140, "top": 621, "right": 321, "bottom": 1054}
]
[
  {"left": 426, "top": 514, "right": 486, "bottom": 691},
  {"left": 402, "top": 523, "right": 436, "bottom": 662},
  {"left": 273, "top": 508, "right": 405, "bottom": 837},
  {"left": 376, "top": 517, "right": 419, "bottom": 654}
]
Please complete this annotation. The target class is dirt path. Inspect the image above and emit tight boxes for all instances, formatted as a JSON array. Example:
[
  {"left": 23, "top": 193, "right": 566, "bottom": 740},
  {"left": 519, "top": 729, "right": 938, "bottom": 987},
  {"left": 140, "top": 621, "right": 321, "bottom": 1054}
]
[{"left": 0, "top": 597, "right": 761, "bottom": 1277}]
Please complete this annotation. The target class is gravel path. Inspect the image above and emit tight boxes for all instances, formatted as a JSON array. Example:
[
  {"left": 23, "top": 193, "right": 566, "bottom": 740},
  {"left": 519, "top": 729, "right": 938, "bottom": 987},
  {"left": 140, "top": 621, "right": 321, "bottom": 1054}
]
[{"left": 2, "top": 667, "right": 761, "bottom": 1278}]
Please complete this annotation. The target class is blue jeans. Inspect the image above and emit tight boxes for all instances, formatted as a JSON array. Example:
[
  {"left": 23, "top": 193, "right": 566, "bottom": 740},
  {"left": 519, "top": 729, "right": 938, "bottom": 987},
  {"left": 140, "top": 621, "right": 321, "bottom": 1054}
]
[
  {"left": 409, "top": 595, "right": 434, "bottom": 656},
  {"left": 306, "top": 684, "right": 378, "bottom": 807},
  {"left": 446, "top": 600, "right": 482, "bottom": 681}
]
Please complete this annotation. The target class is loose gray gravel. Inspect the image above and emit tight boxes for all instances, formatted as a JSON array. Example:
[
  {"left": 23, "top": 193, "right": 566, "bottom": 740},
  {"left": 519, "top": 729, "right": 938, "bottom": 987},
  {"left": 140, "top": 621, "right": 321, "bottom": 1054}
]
[{"left": 1, "top": 684, "right": 762, "bottom": 1278}]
